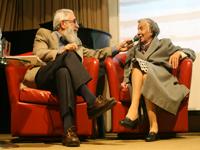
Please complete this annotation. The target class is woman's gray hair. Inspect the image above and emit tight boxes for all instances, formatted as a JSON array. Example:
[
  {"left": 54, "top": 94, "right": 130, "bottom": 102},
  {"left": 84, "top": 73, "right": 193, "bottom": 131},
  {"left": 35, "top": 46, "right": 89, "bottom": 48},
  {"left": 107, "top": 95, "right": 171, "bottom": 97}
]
[
  {"left": 138, "top": 18, "right": 160, "bottom": 37},
  {"left": 53, "top": 9, "right": 73, "bottom": 31}
]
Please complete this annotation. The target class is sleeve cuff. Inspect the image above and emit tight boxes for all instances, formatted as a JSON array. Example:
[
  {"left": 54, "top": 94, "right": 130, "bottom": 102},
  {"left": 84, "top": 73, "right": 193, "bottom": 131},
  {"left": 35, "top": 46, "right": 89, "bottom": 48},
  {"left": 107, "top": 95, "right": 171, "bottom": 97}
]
[
  {"left": 111, "top": 46, "right": 119, "bottom": 56},
  {"left": 180, "top": 51, "right": 187, "bottom": 59}
]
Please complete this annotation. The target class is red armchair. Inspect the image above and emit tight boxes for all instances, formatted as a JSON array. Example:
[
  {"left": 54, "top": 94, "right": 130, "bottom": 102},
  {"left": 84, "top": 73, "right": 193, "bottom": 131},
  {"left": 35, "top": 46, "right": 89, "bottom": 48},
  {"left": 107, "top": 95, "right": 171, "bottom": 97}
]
[
  {"left": 104, "top": 52, "right": 193, "bottom": 133},
  {"left": 5, "top": 52, "right": 99, "bottom": 137}
]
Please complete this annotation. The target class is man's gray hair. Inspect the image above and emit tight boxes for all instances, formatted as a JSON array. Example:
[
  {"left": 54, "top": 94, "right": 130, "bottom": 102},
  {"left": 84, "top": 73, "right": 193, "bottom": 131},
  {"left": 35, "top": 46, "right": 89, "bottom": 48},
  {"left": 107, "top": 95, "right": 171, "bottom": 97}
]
[
  {"left": 53, "top": 9, "right": 73, "bottom": 30},
  {"left": 138, "top": 18, "right": 160, "bottom": 37}
]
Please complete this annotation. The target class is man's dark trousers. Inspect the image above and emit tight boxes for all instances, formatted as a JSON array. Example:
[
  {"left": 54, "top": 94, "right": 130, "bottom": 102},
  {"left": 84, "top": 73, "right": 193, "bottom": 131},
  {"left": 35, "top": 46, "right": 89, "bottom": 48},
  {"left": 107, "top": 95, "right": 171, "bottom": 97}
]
[{"left": 35, "top": 51, "right": 91, "bottom": 125}]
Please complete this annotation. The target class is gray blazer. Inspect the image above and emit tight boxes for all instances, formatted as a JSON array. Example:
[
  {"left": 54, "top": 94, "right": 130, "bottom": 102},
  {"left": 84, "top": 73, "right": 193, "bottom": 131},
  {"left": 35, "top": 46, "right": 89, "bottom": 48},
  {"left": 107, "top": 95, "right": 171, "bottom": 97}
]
[
  {"left": 23, "top": 28, "right": 113, "bottom": 88},
  {"left": 124, "top": 37, "right": 196, "bottom": 114}
]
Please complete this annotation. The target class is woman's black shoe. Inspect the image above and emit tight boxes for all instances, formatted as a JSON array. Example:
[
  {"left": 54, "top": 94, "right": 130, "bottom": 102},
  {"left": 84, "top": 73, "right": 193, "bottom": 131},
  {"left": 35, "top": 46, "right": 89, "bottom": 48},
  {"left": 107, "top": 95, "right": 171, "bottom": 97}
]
[
  {"left": 119, "top": 117, "right": 138, "bottom": 129},
  {"left": 145, "top": 132, "right": 158, "bottom": 142}
]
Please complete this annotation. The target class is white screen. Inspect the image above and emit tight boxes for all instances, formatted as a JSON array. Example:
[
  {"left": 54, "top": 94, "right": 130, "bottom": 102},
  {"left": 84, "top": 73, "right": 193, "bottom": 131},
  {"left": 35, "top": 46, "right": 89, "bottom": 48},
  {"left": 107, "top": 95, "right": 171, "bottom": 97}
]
[{"left": 120, "top": 0, "right": 200, "bottom": 51}]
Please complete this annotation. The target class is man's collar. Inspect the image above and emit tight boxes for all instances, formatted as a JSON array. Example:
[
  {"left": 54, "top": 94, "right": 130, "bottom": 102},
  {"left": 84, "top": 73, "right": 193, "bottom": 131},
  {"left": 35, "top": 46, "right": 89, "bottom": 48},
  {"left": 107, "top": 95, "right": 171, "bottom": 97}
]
[{"left": 54, "top": 31, "right": 62, "bottom": 38}]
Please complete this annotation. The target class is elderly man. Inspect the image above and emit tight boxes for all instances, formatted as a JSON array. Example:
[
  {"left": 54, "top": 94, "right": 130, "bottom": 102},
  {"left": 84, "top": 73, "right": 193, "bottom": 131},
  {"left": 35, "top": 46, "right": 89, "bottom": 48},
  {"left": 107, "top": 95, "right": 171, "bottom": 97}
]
[
  {"left": 22, "top": 9, "right": 131, "bottom": 147},
  {"left": 120, "top": 18, "right": 196, "bottom": 142}
]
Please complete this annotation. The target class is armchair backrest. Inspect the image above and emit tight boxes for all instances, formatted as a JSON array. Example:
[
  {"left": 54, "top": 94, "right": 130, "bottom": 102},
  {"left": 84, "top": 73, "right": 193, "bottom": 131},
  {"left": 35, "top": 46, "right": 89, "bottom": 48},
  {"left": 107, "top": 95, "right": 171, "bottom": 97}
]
[
  {"left": 105, "top": 52, "right": 193, "bottom": 101},
  {"left": 111, "top": 53, "right": 193, "bottom": 88},
  {"left": 6, "top": 52, "right": 100, "bottom": 105}
]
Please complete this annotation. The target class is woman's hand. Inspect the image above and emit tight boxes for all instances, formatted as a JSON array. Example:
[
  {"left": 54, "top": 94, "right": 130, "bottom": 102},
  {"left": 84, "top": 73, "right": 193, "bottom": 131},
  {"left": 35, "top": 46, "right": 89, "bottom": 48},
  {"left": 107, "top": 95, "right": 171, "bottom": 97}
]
[
  {"left": 64, "top": 43, "right": 78, "bottom": 51},
  {"left": 169, "top": 51, "right": 181, "bottom": 69},
  {"left": 121, "top": 81, "right": 128, "bottom": 89}
]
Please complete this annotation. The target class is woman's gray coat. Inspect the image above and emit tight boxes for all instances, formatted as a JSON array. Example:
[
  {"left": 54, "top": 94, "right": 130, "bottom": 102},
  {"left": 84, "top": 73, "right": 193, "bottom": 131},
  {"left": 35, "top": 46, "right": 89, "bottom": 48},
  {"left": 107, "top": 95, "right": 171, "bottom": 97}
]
[{"left": 124, "top": 37, "right": 196, "bottom": 115}]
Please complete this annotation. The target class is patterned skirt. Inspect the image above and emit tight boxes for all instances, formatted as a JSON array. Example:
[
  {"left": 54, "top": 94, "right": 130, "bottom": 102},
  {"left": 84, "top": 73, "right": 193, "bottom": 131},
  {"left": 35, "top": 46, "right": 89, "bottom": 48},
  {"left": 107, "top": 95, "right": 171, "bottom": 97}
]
[{"left": 131, "top": 58, "right": 148, "bottom": 73}]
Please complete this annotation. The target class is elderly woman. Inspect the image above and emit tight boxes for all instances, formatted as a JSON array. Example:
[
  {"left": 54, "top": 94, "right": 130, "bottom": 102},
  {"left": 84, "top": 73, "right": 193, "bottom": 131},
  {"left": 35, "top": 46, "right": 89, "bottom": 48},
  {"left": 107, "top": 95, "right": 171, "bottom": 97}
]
[{"left": 120, "top": 18, "right": 196, "bottom": 142}]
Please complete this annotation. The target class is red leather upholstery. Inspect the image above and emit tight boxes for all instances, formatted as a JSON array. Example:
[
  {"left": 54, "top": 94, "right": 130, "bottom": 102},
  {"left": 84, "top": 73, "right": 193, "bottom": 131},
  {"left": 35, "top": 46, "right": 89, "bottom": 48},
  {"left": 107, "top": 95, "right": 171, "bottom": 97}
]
[
  {"left": 104, "top": 52, "right": 193, "bottom": 133},
  {"left": 5, "top": 52, "right": 99, "bottom": 137}
]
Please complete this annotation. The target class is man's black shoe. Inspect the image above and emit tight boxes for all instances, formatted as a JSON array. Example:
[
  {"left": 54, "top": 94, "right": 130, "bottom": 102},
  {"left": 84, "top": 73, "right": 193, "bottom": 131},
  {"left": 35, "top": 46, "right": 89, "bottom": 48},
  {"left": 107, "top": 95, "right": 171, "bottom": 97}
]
[
  {"left": 87, "top": 95, "right": 116, "bottom": 119},
  {"left": 62, "top": 127, "right": 80, "bottom": 147}
]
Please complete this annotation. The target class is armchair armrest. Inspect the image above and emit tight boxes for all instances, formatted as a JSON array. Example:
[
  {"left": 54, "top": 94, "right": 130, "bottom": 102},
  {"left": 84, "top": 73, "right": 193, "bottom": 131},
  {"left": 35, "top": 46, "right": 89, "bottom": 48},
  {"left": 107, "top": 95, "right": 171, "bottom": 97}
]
[
  {"left": 172, "top": 58, "right": 193, "bottom": 89},
  {"left": 177, "top": 58, "right": 193, "bottom": 89},
  {"left": 104, "top": 53, "right": 127, "bottom": 101},
  {"left": 83, "top": 57, "right": 99, "bottom": 95},
  {"left": 5, "top": 60, "right": 28, "bottom": 104}
]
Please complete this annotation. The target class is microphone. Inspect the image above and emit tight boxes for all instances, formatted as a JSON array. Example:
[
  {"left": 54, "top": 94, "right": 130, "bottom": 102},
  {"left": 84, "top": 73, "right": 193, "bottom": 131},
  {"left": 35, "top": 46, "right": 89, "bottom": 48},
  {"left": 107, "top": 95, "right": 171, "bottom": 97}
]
[
  {"left": 125, "top": 35, "right": 139, "bottom": 47},
  {"left": 120, "top": 35, "right": 140, "bottom": 51},
  {"left": 132, "top": 35, "right": 140, "bottom": 42}
]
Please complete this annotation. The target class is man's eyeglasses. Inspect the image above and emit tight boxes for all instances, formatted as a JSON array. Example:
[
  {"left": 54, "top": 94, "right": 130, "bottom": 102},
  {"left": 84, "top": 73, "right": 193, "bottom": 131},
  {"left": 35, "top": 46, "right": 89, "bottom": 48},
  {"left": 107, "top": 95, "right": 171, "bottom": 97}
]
[{"left": 63, "top": 19, "right": 78, "bottom": 24}]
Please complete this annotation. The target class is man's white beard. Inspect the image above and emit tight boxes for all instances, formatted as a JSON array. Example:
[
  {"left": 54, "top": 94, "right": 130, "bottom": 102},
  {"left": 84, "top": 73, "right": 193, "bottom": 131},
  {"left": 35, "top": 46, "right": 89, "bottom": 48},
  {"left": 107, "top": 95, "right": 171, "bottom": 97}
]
[{"left": 63, "top": 27, "right": 82, "bottom": 46}]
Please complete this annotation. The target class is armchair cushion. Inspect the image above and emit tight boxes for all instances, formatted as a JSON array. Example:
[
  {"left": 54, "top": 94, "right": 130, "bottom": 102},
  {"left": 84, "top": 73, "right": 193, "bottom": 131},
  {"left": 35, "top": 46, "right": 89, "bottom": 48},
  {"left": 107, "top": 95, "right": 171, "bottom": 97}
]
[{"left": 20, "top": 88, "right": 58, "bottom": 105}]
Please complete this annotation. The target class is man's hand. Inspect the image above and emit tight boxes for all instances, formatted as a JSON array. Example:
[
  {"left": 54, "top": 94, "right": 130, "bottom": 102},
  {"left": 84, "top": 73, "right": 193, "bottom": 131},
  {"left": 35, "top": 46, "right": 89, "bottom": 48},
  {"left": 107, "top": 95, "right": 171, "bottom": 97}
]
[
  {"left": 117, "top": 39, "right": 134, "bottom": 52},
  {"left": 64, "top": 43, "right": 78, "bottom": 51},
  {"left": 169, "top": 51, "right": 181, "bottom": 69}
]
